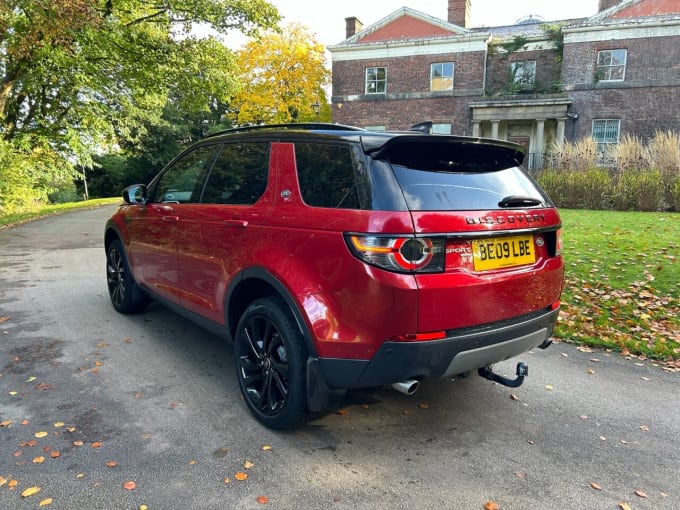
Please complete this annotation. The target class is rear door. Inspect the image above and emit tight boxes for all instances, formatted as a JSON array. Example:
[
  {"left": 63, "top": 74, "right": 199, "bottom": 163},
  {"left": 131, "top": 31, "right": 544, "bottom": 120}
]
[
  {"left": 176, "top": 141, "right": 273, "bottom": 324},
  {"left": 379, "top": 137, "right": 564, "bottom": 332}
]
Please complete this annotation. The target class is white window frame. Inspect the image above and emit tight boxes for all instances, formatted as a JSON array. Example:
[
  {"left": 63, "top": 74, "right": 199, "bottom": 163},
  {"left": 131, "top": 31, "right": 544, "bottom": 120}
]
[
  {"left": 596, "top": 49, "right": 627, "bottom": 82},
  {"left": 511, "top": 60, "right": 536, "bottom": 89},
  {"left": 365, "top": 67, "right": 387, "bottom": 94},
  {"left": 592, "top": 119, "right": 621, "bottom": 152},
  {"left": 432, "top": 123, "right": 452, "bottom": 135},
  {"left": 430, "top": 62, "right": 454, "bottom": 91}
]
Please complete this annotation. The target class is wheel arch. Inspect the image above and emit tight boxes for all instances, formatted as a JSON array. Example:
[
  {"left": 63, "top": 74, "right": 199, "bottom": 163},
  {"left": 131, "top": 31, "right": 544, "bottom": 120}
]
[{"left": 225, "top": 267, "right": 318, "bottom": 357}]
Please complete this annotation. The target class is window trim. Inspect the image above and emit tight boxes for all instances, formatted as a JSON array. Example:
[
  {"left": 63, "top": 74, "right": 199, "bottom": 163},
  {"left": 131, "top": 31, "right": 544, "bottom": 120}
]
[
  {"left": 596, "top": 49, "right": 627, "bottom": 82},
  {"left": 430, "top": 62, "right": 454, "bottom": 91},
  {"left": 365, "top": 67, "right": 387, "bottom": 95}
]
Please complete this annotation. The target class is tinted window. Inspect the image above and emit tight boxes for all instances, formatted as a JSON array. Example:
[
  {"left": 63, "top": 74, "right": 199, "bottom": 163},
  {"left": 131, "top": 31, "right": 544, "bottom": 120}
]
[
  {"left": 153, "top": 145, "right": 217, "bottom": 203},
  {"left": 201, "top": 142, "right": 269, "bottom": 205},
  {"left": 295, "top": 143, "right": 363, "bottom": 209},
  {"left": 384, "top": 141, "right": 547, "bottom": 211}
]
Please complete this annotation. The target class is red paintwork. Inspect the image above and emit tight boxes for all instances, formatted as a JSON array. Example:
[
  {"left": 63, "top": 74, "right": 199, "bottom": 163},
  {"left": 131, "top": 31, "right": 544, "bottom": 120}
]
[
  {"left": 111, "top": 139, "right": 564, "bottom": 362},
  {"left": 610, "top": 0, "right": 680, "bottom": 18},
  {"left": 359, "top": 14, "right": 459, "bottom": 43}
]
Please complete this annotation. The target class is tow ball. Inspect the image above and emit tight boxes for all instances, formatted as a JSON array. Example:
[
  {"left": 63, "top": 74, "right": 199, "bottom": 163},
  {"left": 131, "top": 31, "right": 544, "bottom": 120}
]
[{"left": 478, "top": 362, "right": 528, "bottom": 388}]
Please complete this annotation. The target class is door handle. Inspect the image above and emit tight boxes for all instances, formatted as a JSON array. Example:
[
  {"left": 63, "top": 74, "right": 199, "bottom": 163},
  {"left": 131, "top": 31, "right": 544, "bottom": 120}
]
[
  {"left": 223, "top": 219, "right": 248, "bottom": 228},
  {"left": 162, "top": 216, "right": 179, "bottom": 223}
]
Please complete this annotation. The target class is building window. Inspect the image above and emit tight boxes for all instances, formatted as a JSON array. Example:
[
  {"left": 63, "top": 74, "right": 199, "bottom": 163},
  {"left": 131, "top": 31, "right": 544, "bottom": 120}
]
[
  {"left": 596, "top": 49, "right": 627, "bottom": 81},
  {"left": 365, "top": 67, "right": 386, "bottom": 94},
  {"left": 432, "top": 123, "right": 452, "bottom": 134},
  {"left": 430, "top": 62, "right": 454, "bottom": 91},
  {"left": 592, "top": 119, "right": 621, "bottom": 152},
  {"left": 510, "top": 60, "right": 536, "bottom": 89}
]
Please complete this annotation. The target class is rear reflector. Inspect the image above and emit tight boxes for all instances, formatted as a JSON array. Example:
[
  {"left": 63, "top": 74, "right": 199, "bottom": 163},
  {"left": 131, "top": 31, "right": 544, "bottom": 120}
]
[{"left": 390, "top": 331, "right": 447, "bottom": 342}]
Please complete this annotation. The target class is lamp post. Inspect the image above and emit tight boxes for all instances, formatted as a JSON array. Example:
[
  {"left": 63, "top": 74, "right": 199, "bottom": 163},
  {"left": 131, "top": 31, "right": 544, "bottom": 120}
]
[{"left": 312, "top": 101, "right": 320, "bottom": 121}]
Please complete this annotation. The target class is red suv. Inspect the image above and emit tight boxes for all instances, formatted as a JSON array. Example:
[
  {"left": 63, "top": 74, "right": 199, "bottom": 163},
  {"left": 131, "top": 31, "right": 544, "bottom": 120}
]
[{"left": 105, "top": 123, "right": 564, "bottom": 429}]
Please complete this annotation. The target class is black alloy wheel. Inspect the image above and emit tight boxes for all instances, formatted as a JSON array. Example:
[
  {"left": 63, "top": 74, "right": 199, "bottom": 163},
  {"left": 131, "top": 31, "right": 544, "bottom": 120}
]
[
  {"left": 235, "top": 298, "right": 308, "bottom": 430},
  {"left": 106, "top": 239, "right": 148, "bottom": 314}
]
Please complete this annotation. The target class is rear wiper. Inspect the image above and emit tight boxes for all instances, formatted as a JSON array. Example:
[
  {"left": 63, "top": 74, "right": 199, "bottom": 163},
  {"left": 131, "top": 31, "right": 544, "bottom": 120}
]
[{"left": 498, "top": 195, "right": 542, "bottom": 208}]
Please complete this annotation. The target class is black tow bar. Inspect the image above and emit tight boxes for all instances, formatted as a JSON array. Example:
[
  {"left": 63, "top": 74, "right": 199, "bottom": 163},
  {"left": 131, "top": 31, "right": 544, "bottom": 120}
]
[{"left": 478, "top": 362, "right": 528, "bottom": 388}]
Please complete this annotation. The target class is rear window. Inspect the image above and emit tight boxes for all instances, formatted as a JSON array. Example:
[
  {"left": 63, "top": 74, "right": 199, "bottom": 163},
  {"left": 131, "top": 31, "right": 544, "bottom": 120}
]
[{"left": 384, "top": 140, "right": 548, "bottom": 211}]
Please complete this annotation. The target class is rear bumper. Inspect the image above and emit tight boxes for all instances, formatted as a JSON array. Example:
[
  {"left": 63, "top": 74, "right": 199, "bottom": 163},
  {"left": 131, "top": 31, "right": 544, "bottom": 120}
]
[{"left": 318, "top": 307, "right": 558, "bottom": 389}]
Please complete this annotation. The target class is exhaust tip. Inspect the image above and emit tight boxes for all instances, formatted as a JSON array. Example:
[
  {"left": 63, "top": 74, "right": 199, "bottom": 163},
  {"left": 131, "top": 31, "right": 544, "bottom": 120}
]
[{"left": 392, "top": 379, "right": 419, "bottom": 395}]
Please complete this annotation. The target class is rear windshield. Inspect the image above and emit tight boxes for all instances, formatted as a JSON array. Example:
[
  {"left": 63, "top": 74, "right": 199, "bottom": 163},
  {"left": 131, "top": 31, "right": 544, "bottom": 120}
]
[{"left": 384, "top": 140, "right": 549, "bottom": 211}]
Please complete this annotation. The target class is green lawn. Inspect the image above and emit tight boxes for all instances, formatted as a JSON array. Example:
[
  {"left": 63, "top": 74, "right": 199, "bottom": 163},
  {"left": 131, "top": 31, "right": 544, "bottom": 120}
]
[
  {"left": 0, "top": 197, "right": 121, "bottom": 229},
  {"left": 557, "top": 209, "right": 679, "bottom": 362}
]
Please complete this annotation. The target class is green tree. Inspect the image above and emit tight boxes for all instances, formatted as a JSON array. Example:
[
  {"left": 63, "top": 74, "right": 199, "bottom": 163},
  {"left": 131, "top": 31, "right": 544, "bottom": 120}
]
[
  {"left": 232, "top": 23, "right": 331, "bottom": 125},
  {"left": 0, "top": 0, "right": 280, "bottom": 212}
]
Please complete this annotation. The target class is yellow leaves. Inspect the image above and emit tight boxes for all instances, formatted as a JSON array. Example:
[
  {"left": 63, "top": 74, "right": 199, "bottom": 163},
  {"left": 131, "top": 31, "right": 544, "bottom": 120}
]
[
  {"left": 619, "top": 502, "right": 632, "bottom": 510},
  {"left": 33, "top": 456, "right": 46, "bottom": 464},
  {"left": 243, "top": 460, "right": 254, "bottom": 469},
  {"left": 21, "top": 486, "right": 41, "bottom": 498},
  {"left": 53, "top": 421, "right": 65, "bottom": 428},
  {"left": 39, "top": 497, "right": 53, "bottom": 506},
  {"left": 545, "top": 384, "right": 554, "bottom": 391},
  {"left": 261, "top": 445, "right": 272, "bottom": 451},
  {"left": 35, "top": 431, "right": 48, "bottom": 438}
]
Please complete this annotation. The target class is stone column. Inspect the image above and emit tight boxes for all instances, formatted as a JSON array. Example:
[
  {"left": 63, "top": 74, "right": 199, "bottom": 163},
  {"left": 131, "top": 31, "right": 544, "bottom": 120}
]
[
  {"left": 535, "top": 119, "right": 545, "bottom": 169},
  {"left": 491, "top": 120, "right": 499, "bottom": 140},
  {"left": 472, "top": 121, "right": 481, "bottom": 138},
  {"left": 556, "top": 118, "right": 566, "bottom": 147}
]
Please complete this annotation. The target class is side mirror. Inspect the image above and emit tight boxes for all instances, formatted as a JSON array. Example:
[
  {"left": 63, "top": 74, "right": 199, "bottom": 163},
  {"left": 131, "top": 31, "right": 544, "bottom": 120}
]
[{"left": 122, "top": 184, "right": 147, "bottom": 205}]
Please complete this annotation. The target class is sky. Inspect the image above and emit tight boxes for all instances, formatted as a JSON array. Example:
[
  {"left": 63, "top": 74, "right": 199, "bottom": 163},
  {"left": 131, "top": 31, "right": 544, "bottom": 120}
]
[{"left": 255, "top": 0, "right": 601, "bottom": 48}]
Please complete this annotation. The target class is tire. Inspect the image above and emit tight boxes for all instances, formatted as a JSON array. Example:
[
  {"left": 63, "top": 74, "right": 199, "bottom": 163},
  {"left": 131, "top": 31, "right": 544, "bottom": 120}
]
[
  {"left": 106, "top": 239, "right": 149, "bottom": 314},
  {"left": 234, "top": 297, "right": 309, "bottom": 430}
]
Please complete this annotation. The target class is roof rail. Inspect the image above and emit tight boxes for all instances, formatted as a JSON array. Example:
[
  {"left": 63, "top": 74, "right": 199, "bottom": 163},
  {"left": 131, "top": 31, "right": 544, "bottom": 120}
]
[{"left": 206, "top": 122, "right": 365, "bottom": 138}]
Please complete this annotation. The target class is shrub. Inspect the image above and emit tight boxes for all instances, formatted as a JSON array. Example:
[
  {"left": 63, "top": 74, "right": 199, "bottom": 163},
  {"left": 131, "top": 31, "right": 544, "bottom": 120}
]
[{"left": 612, "top": 170, "right": 663, "bottom": 211}]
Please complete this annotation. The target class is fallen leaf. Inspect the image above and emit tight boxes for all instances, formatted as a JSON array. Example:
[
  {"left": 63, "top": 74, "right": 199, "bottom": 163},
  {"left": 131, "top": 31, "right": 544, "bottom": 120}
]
[
  {"left": 483, "top": 501, "right": 500, "bottom": 510},
  {"left": 49, "top": 451, "right": 60, "bottom": 458},
  {"left": 235, "top": 472, "right": 248, "bottom": 481},
  {"left": 33, "top": 456, "right": 45, "bottom": 464},
  {"left": 634, "top": 490, "right": 648, "bottom": 498},
  {"left": 8, "top": 391, "right": 18, "bottom": 396},
  {"left": 545, "top": 384, "right": 554, "bottom": 390},
  {"left": 76, "top": 473, "right": 85, "bottom": 479},
  {"left": 661, "top": 492, "right": 668, "bottom": 498},
  {"left": 223, "top": 478, "right": 230, "bottom": 484},
  {"left": 139, "top": 505, "right": 148, "bottom": 510},
  {"left": 189, "top": 459, "right": 196, "bottom": 465},
  {"left": 95, "top": 361, "right": 104, "bottom": 367},
  {"left": 262, "top": 445, "right": 272, "bottom": 451},
  {"left": 21, "top": 486, "right": 41, "bottom": 498},
  {"left": 244, "top": 460, "right": 254, "bottom": 469},
  {"left": 96, "top": 342, "right": 109, "bottom": 348},
  {"left": 0, "top": 317, "right": 9, "bottom": 323},
  {"left": 8, "top": 479, "right": 18, "bottom": 488},
  {"left": 123, "top": 336, "right": 133, "bottom": 343},
  {"left": 21, "top": 419, "right": 29, "bottom": 426},
  {"left": 90, "top": 368, "right": 100, "bottom": 374},
  {"left": 35, "top": 431, "right": 48, "bottom": 438},
  {"left": 257, "top": 496, "right": 269, "bottom": 504},
  {"left": 587, "top": 368, "right": 595, "bottom": 375},
  {"left": 335, "top": 409, "right": 350, "bottom": 416},
  {"left": 619, "top": 502, "right": 632, "bottom": 510},
  {"left": 106, "top": 461, "right": 118, "bottom": 468},
  {"left": 510, "top": 394, "right": 519, "bottom": 401},
  {"left": 39, "top": 498, "right": 53, "bottom": 506},
  {"left": 579, "top": 415, "right": 588, "bottom": 420},
  {"left": 0, "top": 420, "right": 11, "bottom": 427},
  {"left": 26, "top": 376, "right": 37, "bottom": 382},
  {"left": 527, "top": 439, "right": 534, "bottom": 445},
  {"left": 124, "top": 481, "right": 136, "bottom": 490},
  {"left": 91, "top": 441, "right": 103, "bottom": 448},
  {"left": 0, "top": 476, "right": 7, "bottom": 487},
  {"left": 53, "top": 422, "right": 65, "bottom": 428},
  {"left": 600, "top": 436, "right": 607, "bottom": 441},
  {"left": 35, "top": 383, "right": 54, "bottom": 391},
  {"left": 590, "top": 482, "right": 602, "bottom": 490},
  {"left": 72, "top": 440, "right": 84, "bottom": 446},
  {"left": 514, "top": 471, "right": 527, "bottom": 479},
  {"left": 639, "top": 425, "right": 649, "bottom": 432},
  {"left": 640, "top": 376, "right": 650, "bottom": 381},
  {"left": 418, "top": 403, "right": 430, "bottom": 409}
]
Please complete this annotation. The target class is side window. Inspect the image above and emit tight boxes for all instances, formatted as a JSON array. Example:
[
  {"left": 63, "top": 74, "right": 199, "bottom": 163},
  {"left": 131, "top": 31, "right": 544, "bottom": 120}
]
[
  {"left": 201, "top": 142, "right": 269, "bottom": 205},
  {"left": 295, "top": 143, "right": 361, "bottom": 209},
  {"left": 365, "top": 67, "right": 386, "bottom": 94},
  {"left": 430, "top": 62, "right": 454, "bottom": 91},
  {"left": 596, "top": 49, "right": 627, "bottom": 82},
  {"left": 153, "top": 145, "right": 217, "bottom": 203}
]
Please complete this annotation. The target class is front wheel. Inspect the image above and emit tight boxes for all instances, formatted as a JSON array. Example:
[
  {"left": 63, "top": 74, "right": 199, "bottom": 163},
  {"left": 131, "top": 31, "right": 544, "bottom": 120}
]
[
  {"left": 106, "top": 239, "right": 148, "bottom": 314},
  {"left": 234, "top": 298, "right": 309, "bottom": 430}
]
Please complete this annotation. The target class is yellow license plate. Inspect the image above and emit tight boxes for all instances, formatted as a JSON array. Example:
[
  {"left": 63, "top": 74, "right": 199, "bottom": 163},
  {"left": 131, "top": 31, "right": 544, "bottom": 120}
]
[{"left": 471, "top": 235, "right": 535, "bottom": 271}]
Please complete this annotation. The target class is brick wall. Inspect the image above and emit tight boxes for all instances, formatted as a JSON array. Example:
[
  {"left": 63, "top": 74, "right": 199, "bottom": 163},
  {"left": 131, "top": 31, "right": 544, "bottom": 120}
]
[{"left": 486, "top": 48, "right": 563, "bottom": 95}]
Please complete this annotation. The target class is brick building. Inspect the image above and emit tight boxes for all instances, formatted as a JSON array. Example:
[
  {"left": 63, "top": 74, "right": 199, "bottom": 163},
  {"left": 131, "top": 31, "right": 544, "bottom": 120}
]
[{"left": 329, "top": 0, "right": 680, "bottom": 168}]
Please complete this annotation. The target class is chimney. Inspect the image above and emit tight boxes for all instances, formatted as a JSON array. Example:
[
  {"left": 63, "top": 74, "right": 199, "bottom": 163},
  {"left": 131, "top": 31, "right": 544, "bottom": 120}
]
[
  {"left": 448, "top": 0, "right": 471, "bottom": 28},
  {"left": 345, "top": 17, "right": 363, "bottom": 39},
  {"left": 598, "top": 0, "right": 620, "bottom": 12}
]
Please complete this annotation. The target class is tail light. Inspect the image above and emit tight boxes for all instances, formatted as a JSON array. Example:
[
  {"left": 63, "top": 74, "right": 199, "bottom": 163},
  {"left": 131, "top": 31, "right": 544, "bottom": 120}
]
[
  {"left": 345, "top": 234, "right": 445, "bottom": 273},
  {"left": 555, "top": 228, "right": 563, "bottom": 256}
]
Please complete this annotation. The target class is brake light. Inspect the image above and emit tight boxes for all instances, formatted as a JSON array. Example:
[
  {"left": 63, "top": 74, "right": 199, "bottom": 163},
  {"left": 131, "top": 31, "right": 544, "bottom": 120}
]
[
  {"left": 555, "top": 228, "right": 563, "bottom": 256},
  {"left": 346, "top": 235, "right": 445, "bottom": 273}
]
